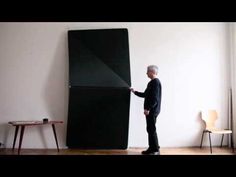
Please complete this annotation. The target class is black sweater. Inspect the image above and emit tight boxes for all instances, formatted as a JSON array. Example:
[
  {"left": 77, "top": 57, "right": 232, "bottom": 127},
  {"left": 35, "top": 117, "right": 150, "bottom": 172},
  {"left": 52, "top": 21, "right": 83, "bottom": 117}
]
[{"left": 134, "top": 78, "right": 162, "bottom": 115}]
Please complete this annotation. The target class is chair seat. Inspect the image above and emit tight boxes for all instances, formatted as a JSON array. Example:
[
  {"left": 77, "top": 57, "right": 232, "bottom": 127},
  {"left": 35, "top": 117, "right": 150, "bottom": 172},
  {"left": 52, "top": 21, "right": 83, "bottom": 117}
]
[{"left": 207, "top": 129, "right": 232, "bottom": 134}]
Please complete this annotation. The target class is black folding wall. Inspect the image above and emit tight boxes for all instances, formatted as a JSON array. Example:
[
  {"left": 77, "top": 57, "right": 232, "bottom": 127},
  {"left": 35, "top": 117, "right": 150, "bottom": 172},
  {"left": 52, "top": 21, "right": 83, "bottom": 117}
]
[{"left": 66, "top": 29, "right": 131, "bottom": 149}]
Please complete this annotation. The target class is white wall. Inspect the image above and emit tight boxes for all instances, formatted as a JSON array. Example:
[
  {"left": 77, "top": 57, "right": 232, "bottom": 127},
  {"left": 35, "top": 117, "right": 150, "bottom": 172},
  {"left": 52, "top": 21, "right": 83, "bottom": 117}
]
[
  {"left": 0, "top": 22, "right": 230, "bottom": 148},
  {"left": 229, "top": 23, "right": 236, "bottom": 146}
]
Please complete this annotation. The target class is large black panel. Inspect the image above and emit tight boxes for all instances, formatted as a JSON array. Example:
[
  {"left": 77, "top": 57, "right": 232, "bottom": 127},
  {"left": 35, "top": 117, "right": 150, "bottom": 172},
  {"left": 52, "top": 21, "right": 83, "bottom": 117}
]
[
  {"left": 67, "top": 87, "right": 130, "bottom": 149},
  {"left": 68, "top": 29, "right": 130, "bottom": 87},
  {"left": 67, "top": 29, "right": 131, "bottom": 149}
]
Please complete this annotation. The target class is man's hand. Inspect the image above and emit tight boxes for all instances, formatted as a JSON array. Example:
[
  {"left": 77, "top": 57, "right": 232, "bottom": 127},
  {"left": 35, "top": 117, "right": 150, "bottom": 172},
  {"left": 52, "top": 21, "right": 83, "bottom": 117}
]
[
  {"left": 144, "top": 109, "right": 149, "bottom": 116},
  {"left": 130, "top": 88, "right": 135, "bottom": 93}
]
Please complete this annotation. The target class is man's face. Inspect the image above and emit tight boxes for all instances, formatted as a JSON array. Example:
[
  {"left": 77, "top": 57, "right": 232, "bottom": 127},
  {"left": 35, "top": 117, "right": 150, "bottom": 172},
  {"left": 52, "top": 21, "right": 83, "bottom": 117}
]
[{"left": 146, "top": 70, "right": 153, "bottom": 78}]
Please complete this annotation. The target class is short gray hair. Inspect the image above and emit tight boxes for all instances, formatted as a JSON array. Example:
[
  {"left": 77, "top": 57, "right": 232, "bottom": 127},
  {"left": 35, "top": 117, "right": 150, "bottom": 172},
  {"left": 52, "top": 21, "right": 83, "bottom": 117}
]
[{"left": 147, "top": 65, "right": 158, "bottom": 74}]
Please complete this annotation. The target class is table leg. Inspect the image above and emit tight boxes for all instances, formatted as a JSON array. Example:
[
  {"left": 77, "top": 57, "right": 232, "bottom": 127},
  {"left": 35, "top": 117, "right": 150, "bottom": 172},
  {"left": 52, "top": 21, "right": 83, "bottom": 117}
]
[
  {"left": 12, "top": 125, "right": 19, "bottom": 150},
  {"left": 52, "top": 124, "right": 59, "bottom": 152},
  {"left": 18, "top": 126, "right": 25, "bottom": 155}
]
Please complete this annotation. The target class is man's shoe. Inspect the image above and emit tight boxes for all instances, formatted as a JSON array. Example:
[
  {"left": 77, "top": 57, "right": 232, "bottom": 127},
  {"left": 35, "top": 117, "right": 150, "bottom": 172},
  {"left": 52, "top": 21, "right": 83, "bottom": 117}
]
[{"left": 141, "top": 149, "right": 160, "bottom": 155}]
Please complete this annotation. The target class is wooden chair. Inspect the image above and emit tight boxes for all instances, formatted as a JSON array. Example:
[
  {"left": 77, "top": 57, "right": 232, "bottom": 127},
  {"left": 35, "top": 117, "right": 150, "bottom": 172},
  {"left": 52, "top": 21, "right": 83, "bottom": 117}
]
[{"left": 199, "top": 110, "right": 234, "bottom": 153}]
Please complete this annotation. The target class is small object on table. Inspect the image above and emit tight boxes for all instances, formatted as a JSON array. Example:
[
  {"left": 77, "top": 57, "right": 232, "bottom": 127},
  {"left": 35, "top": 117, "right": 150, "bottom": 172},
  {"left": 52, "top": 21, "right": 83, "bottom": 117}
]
[{"left": 43, "top": 118, "right": 48, "bottom": 123}]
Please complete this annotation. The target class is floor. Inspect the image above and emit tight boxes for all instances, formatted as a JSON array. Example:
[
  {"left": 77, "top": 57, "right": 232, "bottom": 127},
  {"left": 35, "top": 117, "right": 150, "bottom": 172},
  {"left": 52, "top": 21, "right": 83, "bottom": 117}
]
[{"left": 0, "top": 147, "right": 235, "bottom": 155}]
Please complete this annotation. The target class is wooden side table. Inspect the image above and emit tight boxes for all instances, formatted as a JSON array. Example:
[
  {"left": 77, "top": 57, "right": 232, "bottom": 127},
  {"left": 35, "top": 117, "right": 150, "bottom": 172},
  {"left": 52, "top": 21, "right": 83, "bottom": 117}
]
[{"left": 8, "top": 120, "right": 63, "bottom": 155}]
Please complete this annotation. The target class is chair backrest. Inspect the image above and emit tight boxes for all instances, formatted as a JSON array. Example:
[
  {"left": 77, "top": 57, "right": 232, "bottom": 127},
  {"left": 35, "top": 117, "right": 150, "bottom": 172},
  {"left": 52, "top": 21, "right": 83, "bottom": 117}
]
[{"left": 201, "top": 110, "right": 218, "bottom": 130}]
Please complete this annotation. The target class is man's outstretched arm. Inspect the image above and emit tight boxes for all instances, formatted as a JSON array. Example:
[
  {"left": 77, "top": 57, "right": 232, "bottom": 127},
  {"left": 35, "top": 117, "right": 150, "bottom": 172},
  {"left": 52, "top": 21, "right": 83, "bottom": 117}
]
[{"left": 130, "top": 88, "right": 145, "bottom": 98}]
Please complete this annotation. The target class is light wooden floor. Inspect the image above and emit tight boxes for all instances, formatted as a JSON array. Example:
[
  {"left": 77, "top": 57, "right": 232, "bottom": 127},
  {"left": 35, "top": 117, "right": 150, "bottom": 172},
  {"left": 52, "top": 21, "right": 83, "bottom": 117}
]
[{"left": 0, "top": 147, "right": 235, "bottom": 155}]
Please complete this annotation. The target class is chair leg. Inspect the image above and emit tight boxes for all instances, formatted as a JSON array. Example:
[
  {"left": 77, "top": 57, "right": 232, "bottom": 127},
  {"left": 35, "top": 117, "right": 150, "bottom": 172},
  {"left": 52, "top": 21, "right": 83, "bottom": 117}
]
[
  {"left": 200, "top": 131, "right": 205, "bottom": 148},
  {"left": 208, "top": 132, "right": 212, "bottom": 154},
  {"left": 220, "top": 134, "right": 224, "bottom": 147}
]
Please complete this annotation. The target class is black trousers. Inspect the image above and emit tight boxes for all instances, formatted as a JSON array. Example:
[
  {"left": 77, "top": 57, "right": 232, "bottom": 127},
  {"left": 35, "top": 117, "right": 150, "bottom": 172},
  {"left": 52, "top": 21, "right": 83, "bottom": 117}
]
[{"left": 146, "top": 113, "right": 159, "bottom": 150}]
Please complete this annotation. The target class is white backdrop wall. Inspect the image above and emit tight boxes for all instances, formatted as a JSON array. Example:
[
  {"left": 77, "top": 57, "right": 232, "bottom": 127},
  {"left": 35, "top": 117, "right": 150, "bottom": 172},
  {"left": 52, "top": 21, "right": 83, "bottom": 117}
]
[
  {"left": 229, "top": 23, "right": 236, "bottom": 146},
  {"left": 0, "top": 22, "right": 230, "bottom": 148}
]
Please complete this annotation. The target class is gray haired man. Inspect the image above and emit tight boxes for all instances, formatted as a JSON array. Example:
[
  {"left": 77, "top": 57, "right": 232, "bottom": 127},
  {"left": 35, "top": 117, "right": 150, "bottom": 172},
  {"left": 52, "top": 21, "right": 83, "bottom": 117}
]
[{"left": 130, "top": 65, "right": 162, "bottom": 155}]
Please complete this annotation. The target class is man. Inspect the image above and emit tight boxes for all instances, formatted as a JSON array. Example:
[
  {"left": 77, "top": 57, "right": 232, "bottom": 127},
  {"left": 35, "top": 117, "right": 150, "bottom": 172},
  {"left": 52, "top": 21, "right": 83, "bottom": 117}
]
[{"left": 130, "top": 65, "right": 162, "bottom": 155}]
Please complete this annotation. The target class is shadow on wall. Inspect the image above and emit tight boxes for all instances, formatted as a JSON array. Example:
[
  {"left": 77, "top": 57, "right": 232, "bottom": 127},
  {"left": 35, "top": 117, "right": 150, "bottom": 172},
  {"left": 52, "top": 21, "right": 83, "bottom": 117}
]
[
  {"left": 43, "top": 30, "right": 69, "bottom": 148},
  {"left": 190, "top": 111, "right": 206, "bottom": 147},
  {"left": 37, "top": 126, "right": 48, "bottom": 148},
  {"left": 0, "top": 123, "right": 11, "bottom": 148}
]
